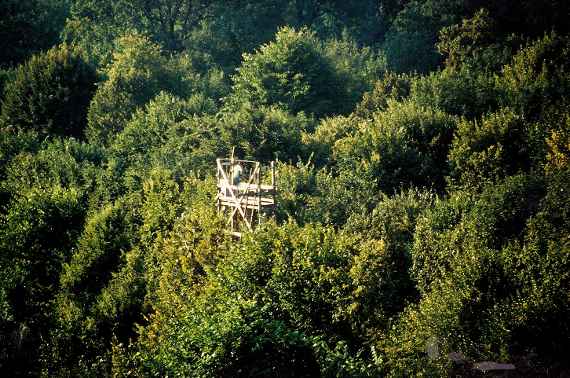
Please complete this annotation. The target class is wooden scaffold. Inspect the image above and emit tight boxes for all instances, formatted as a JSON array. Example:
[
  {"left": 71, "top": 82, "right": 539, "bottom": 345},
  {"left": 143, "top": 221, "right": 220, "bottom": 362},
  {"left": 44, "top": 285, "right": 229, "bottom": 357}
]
[{"left": 216, "top": 153, "right": 276, "bottom": 238}]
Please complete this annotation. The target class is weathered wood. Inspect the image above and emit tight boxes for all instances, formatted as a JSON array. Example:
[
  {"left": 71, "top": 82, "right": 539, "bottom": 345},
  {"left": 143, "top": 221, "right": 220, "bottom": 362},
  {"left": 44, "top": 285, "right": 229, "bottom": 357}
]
[
  {"left": 216, "top": 155, "right": 276, "bottom": 237},
  {"left": 217, "top": 158, "right": 251, "bottom": 230}
]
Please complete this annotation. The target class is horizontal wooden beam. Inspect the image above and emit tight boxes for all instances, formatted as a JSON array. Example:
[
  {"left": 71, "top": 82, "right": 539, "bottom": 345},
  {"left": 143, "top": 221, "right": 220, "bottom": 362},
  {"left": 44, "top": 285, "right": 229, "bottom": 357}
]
[
  {"left": 218, "top": 196, "right": 275, "bottom": 207},
  {"left": 217, "top": 183, "right": 276, "bottom": 192},
  {"left": 218, "top": 158, "right": 259, "bottom": 164}
]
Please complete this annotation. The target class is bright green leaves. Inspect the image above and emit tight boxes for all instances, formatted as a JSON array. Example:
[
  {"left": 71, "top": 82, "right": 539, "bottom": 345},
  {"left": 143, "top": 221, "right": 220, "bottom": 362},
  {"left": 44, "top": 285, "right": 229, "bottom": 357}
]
[
  {"left": 86, "top": 34, "right": 223, "bottom": 145},
  {"left": 220, "top": 105, "right": 312, "bottom": 162},
  {"left": 134, "top": 220, "right": 398, "bottom": 376},
  {"left": 229, "top": 27, "right": 342, "bottom": 117},
  {"left": 110, "top": 92, "right": 220, "bottom": 178},
  {"left": 334, "top": 101, "right": 457, "bottom": 194},
  {"left": 449, "top": 109, "right": 529, "bottom": 189},
  {"left": 499, "top": 33, "right": 570, "bottom": 119}
]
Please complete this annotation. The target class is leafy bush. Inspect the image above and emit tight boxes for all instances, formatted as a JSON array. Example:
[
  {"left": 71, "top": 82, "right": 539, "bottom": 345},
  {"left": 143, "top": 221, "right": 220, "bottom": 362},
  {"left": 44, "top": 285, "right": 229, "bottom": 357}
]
[
  {"left": 335, "top": 100, "right": 457, "bottom": 193},
  {"left": 412, "top": 174, "right": 544, "bottom": 295},
  {"left": 0, "top": 129, "right": 40, "bottom": 183},
  {"left": 1, "top": 138, "right": 102, "bottom": 199},
  {"left": 0, "top": 44, "right": 97, "bottom": 138},
  {"left": 110, "top": 92, "right": 220, "bottom": 178},
  {"left": 228, "top": 27, "right": 343, "bottom": 118},
  {"left": 449, "top": 109, "right": 531, "bottom": 189},
  {"left": 498, "top": 33, "right": 570, "bottom": 119},
  {"left": 0, "top": 68, "right": 13, "bottom": 97},
  {"left": 183, "top": 1, "right": 287, "bottom": 74},
  {"left": 320, "top": 34, "right": 387, "bottom": 112},
  {"left": 409, "top": 66, "right": 499, "bottom": 119},
  {"left": 436, "top": 8, "right": 514, "bottom": 71},
  {"left": 46, "top": 195, "right": 143, "bottom": 374},
  {"left": 302, "top": 115, "right": 359, "bottom": 166},
  {"left": 274, "top": 160, "right": 378, "bottom": 227},
  {"left": 133, "top": 217, "right": 452, "bottom": 376},
  {"left": 220, "top": 104, "right": 313, "bottom": 162},
  {"left": 304, "top": 168, "right": 378, "bottom": 226},
  {"left": 86, "top": 34, "right": 223, "bottom": 144},
  {"left": 60, "top": 196, "right": 142, "bottom": 298},
  {"left": 383, "top": 29, "right": 441, "bottom": 74},
  {"left": 384, "top": 170, "right": 569, "bottom": 374},
  {"left": 545, "top": 113, "right": 570, "bottom": 171},
  {"left": 381, "top": 0, "right": 466, "bottom": 73},
  {"left": 345, "top": 189, "right": 435, "bottom": 314},
  {"left": 354, "top": 72, "right": 411, "bottom": 118},
  {"left": 0, "top": 185, "right": 84, "bottom": 375},
  {"left": 0, "top": 0, "right": 69, "bottom": 67}
]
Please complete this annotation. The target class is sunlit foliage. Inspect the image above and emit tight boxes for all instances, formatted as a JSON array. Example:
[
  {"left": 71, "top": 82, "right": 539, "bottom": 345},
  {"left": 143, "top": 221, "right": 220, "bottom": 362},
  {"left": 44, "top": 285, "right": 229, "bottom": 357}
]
[{"left": 1, "top": 2, "right": 569, "bottom": 376}]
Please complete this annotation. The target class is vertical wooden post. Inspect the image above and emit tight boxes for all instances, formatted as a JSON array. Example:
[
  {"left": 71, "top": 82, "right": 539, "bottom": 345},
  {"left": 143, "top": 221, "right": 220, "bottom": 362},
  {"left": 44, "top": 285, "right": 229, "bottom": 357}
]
[
  {"left": 257, "top": 163, "right": 262, "bottom": 226},
  {"left": 271, "top": 161, "right": 276, "bottom": 219},
  {"left": 216, "top": 158, "right": 221, "bottom": 214},
  {"left": 216, "top": 155, "right": 277, "bottom": 238}
]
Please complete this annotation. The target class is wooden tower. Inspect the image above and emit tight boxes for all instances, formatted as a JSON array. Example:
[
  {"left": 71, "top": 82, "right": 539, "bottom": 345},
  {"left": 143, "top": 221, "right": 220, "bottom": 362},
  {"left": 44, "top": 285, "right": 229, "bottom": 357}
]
[{"left": 216, "top": 154, "right": 276, "bottom": 238}]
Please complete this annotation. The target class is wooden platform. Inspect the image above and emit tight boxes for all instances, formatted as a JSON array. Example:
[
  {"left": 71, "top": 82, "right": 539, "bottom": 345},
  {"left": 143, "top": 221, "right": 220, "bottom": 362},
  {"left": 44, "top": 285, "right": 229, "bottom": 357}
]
[
  {"left": 218, "top": 194, "right": 275, "bottom": 209},
  {"left": 216, "top": 157, "right": 276, "bottom": 237},
  {"left": 216, "top": 183, "right": 276, "bottom": 192}
]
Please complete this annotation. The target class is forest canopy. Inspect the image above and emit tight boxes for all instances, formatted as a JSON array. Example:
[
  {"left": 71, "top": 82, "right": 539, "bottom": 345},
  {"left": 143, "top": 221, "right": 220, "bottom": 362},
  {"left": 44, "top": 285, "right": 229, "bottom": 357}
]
[{"left": 1, "top": 0, "right": 569, "bottom": 376}]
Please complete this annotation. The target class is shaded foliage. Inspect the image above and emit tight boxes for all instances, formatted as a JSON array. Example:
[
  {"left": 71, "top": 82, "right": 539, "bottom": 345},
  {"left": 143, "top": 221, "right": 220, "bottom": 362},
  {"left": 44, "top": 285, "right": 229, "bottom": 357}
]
[
  {"left": 1, "top": 2, "right": 570, "bottom": 377},
  {"left": 0, "top": 0, "right": 70, "bottom": 68},
  {"left": 0, "top": 44, "right": 97, "bottom": 138}
]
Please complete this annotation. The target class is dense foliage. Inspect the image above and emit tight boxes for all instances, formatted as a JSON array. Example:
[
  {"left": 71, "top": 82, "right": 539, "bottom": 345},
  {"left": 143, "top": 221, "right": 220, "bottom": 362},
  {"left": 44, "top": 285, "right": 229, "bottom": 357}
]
[
  {"left": 1, "top": 1, "right": 569, "bottom": 376},
  {"left": 0, "top": 45, "right": 97, "bottom": 138}
]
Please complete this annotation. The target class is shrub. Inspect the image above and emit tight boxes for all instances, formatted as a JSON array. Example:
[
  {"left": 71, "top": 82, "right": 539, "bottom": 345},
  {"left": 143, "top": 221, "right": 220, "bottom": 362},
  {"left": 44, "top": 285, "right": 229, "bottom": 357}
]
[
  {"left": 379, "top": 175, "right": 544, "bottom": 373},
  {"left": 182, "top": 1, "right": 287, "bottom": 74},
  {"left": 0, "top": 44, "right": 97, "bottom": 138},
  {"left": 0, "top": 68, "right": 13, "bottom": 97},
  {"left": 409, "top": 66, "right": 499, "bottom": 119},
  {"left": 274, "top": 160, "right": 378, "bottom": 227},
  {"left": 86, "top": 34, "right": 219, "bottom": 144},
  {"left": 134, "top": 217, "right": 443, "bottom": 376},
  {"left": 0, "top": 129, "right": 40, "bottom": 183},
  {"left": 383, "top": 29, "right": 442, "bottom": 74},
  {"left": 344, "top": 189, "right": 435, "bottom": 325},
  {"left": 60, "top": 196, "right": 142, "bottom": 298},
  {"left": 0, "top": 0, "right": 69, "bottom": 67},
  {"left": 228, "top": 27, "right": 343, "bottom": 118},
  {"left": 302, "top": 115, "right": 359, "bottom": 166},
  {"left": 412, "top": 174, "right": 544, "bottom": 293},
  {"left": 436, "top": 8, "right": 514, "bottom": 71},
  {"left": 1, "top": 138, "right": 102, "bottom": 200},
  {"left": 220, "top": 104, "right": 313, "bottom": 162},
  {"left": 304, "top": 168, "right": 378, "bottom": 226},
  {"left": 545, "top": 113, "right": 570, "bottom": 171},
  {"left": 46, "top": 195, "right": 143, "bottom": 373},
  {"left": 320, "top": 34, "right": 387, "bottom": 112},
  {"left": 385, "top": 171, "right": 568, "bottom": 374},
  {"left": 498, "top": 33, "right": 570, "bottom": 119},
  {"left": 0, "top": 185, "right": 84, "bottom": 375},
  {"left": 335, "top": 100, "right": 457, "bottom": 193},
  {"left": 381, "top": 0, "right": 466, "bottom": 73},
  {"left": 273, "top": 161, "right": 319, "bottom": 223},
  {"left": 354, "top": 72, "right": 411, "bottom": 118},
  {"left": 110, "top": 92, "right": 219, "bottom": 175},
  {"left": 448, "top": 109, "right": 530, "bottom": 189},
  {"left": 502, "top": 168, "right": 570, "bottom": 362}
]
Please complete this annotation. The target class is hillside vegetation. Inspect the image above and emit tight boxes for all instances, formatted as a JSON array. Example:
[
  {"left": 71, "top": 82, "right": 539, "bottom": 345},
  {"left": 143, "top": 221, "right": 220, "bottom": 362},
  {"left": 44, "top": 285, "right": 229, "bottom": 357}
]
[{"left": 1, "top": 1, "right": 569, "bottom": 376}]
